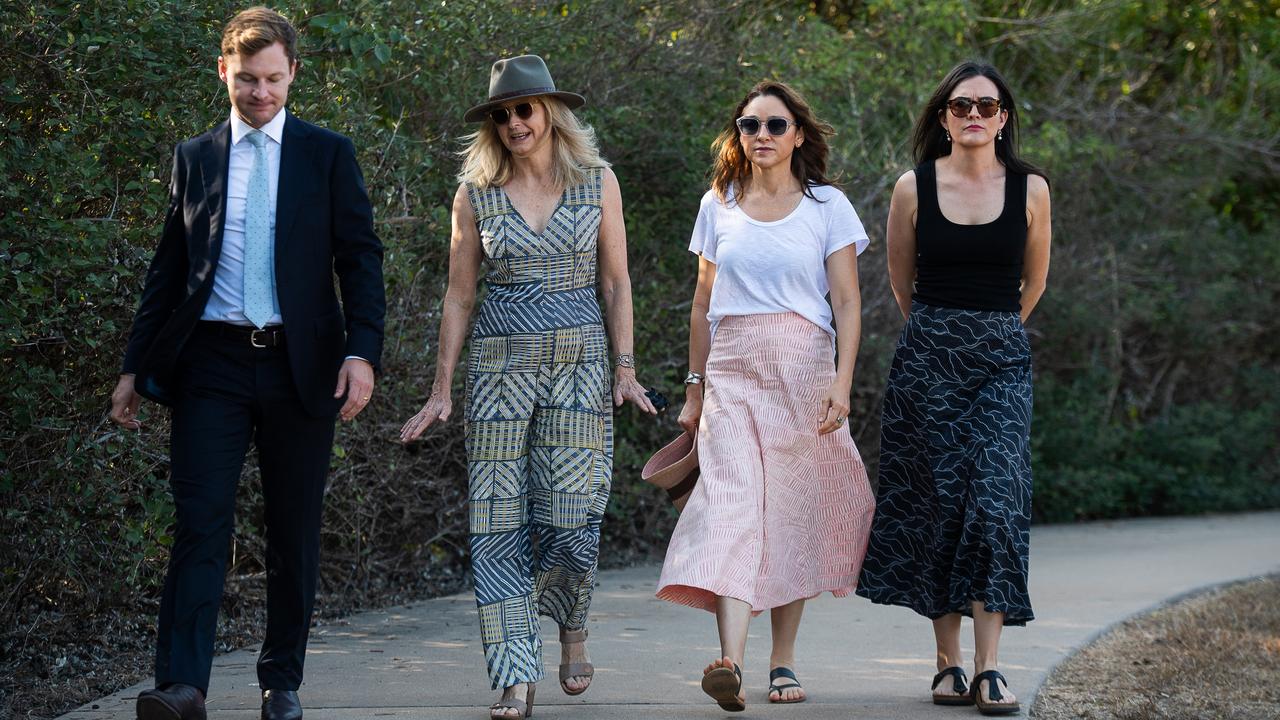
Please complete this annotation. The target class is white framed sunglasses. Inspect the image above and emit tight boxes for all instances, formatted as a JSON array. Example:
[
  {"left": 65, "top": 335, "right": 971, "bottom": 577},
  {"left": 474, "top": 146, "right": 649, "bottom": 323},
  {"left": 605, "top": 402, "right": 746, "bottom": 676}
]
[{"left": 735, "top": 115, "right": 796, "bottom": 136}]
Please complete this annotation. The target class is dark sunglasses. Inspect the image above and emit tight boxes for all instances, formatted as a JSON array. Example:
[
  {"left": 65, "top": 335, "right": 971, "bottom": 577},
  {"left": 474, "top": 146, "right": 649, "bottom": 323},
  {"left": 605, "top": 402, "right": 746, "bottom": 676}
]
[
  {"left": 946, "top": 96, "right": 1002, "bottom": 119},
  {"left": 735, "top": 116, "right": 795, "bottom": 136},
  {"left": 490, "top": 100, "right": 538, "bottom": 125}
]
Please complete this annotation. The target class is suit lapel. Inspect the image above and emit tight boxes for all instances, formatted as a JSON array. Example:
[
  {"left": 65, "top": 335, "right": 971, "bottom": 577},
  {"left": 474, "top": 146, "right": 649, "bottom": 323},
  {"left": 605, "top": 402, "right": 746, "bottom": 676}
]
[
  {"left": 199, "top": 121, "right": 231, "bottom": 266},
  {"left": 274, "top": 113, "right": 311, "bottom": 259}
]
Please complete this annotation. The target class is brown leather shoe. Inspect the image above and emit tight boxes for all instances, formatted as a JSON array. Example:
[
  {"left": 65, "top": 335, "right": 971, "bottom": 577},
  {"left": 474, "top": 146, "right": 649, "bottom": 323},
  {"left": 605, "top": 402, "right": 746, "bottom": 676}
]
[
  {"left": 136, "top": 683, "right": 207, "bottom": 720},
  {"left": 261, "top": 689, "right": 303, "bottom": 720}
]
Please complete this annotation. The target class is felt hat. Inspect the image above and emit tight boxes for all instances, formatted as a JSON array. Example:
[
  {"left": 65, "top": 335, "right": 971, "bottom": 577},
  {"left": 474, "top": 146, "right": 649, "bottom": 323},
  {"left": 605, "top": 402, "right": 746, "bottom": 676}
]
[
  {"left": 641, "top": 432, "right": 699, "bottom": 511},
  {"left": 463, "top": 54, "right": 585, "bottom": 123}
]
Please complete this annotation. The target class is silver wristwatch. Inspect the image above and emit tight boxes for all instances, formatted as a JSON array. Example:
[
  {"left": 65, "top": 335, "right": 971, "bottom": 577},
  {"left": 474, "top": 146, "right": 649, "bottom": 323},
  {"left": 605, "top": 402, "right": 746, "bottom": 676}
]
[{"left": 683, "top": 371, "right": 705, "bottom": 386}]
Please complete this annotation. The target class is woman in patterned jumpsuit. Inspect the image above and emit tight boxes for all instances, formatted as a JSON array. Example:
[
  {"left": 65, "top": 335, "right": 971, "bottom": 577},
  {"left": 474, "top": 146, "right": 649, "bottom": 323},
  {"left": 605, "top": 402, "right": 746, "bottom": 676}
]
[{"left": 399, "top": 55, "right": 656, "bottom": 718}]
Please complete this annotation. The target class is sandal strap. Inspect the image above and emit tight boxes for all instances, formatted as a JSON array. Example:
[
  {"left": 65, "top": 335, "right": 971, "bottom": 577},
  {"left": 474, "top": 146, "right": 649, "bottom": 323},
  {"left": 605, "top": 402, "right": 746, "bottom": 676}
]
[
  {"left": 768, "top": 666, "right": 801, "bottom": 688},
  {"left": 559, "top": 627, "right": 588, "bottom": 643},
  {"left": 489, "top": 698, "right": 527, "bottom": 714},
  {"left": 559, "top": 662, "right": 595, "bottom": 681},
  {"left": 932, "top": 666, "right": 969, "bottom": 695},
  {"left": 971, "top": 670, "right": 1007, "bottom": 702}
]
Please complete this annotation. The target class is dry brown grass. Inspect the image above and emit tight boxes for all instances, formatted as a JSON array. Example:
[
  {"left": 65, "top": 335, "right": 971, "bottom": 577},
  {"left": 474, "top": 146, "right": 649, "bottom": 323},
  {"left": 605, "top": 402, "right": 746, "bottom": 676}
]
[{"left": 1032, "top": 576, "right": 1280, "bottom": 720}]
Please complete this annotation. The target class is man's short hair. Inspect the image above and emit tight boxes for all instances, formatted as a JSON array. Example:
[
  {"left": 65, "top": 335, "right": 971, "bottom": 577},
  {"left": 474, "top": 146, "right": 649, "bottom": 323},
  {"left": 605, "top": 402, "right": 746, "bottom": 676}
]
[{"left": 221, "top": 6, "right": 298, "bottom": 64}]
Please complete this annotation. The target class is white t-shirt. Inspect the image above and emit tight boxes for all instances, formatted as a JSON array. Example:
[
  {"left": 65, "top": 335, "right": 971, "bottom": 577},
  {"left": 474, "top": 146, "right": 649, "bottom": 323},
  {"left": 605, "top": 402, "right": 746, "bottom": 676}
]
[{"left": 689, "top": 183, "right": 870, "bottom": 339}]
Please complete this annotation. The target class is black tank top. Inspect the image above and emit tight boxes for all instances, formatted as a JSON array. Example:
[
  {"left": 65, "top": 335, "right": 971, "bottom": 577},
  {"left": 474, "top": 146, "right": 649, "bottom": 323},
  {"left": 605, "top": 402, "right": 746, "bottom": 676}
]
[{"left": 913, "top": 159, "right": 1026, "bottom": 312}]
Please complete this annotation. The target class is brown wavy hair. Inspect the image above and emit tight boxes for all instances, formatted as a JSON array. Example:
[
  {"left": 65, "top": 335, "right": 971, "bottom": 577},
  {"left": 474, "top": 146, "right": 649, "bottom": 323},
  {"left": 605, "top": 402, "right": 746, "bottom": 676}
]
[
  {"left": 710, "top": 80, "right": 838, "bottom": 204},
  {"left": 221, "top": 6, "right": 299, "bottom": 65}
]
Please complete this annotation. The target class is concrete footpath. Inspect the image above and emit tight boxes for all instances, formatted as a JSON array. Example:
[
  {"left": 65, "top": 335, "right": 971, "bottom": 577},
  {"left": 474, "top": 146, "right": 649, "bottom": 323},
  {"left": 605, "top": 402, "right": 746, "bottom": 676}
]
[{"left": 64, "top": 511, "right": 1280, "bottom": 719}]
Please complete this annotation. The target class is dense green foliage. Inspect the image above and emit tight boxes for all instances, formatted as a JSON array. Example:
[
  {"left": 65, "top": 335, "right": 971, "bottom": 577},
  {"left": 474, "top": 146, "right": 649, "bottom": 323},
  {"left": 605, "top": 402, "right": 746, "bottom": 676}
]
[{"left": 2, "top": 0, "right": 1277, "bottom": 709}]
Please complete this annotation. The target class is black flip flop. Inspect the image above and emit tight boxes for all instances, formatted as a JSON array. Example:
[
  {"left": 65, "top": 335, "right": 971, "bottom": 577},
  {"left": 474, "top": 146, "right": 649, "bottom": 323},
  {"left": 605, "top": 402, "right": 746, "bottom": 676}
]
[
  {"left": 931, "top": 666, "right": 974, "bottom": 706},
  {"left": 971, "top": 670, "right": 1021, "bottom": 716}
]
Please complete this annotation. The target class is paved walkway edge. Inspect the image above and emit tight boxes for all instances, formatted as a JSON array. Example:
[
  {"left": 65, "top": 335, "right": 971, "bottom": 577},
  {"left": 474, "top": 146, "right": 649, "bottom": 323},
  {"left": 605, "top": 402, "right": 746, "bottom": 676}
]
[{"left": 59, "top": 511, "right": 1280, "bottom": 719}]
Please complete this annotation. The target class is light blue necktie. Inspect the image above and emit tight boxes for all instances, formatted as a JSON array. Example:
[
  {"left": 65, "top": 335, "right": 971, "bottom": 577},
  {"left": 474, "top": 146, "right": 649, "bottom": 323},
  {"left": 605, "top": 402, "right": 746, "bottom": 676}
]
[{"left": 243, "top": 130, "right": 277, "bottom": 328}]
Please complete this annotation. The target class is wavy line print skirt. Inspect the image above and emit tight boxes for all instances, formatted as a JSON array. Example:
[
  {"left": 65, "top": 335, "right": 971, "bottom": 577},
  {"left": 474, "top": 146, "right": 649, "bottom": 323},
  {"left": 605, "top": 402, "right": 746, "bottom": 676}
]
[
  {"left": 856, "top": 301, "right": 1035, "bottom": 626},
  {"left": 656, "top": 313, "right": 875, "bottom": 613}
]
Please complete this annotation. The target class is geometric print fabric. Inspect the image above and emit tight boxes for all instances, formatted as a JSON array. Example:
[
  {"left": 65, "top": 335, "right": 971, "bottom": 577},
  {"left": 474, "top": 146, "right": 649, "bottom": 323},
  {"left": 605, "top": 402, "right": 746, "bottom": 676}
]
[
  {"left": 855, "top": 301, "right": 1035, "bottom": 626},
  {"left": 464, "top": 168, "right": 613, "bottom": 689}
]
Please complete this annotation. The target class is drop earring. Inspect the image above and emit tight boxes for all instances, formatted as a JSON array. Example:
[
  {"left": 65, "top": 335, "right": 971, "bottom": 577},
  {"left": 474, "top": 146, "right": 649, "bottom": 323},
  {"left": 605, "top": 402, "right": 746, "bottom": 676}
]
[
  {"left": 945, "top": 130, "right": 952, "bottom": 143},
  {"left": 997, "top": 129, "right": 1003, "bottom": 141}
]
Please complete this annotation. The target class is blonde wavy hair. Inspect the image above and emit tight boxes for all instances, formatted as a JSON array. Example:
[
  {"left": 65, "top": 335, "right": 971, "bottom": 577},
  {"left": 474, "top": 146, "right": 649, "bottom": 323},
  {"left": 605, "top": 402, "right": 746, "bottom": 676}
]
[{"left": 457, "top": 96, "right": 609, "bottom": 189}]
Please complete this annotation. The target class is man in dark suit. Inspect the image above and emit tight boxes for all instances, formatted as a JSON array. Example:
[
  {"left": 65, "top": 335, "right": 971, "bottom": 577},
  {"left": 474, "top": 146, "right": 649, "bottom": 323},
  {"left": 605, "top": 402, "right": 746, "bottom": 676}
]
[{"left": 108, "top": 8, "right": 385, "bottom": 720}]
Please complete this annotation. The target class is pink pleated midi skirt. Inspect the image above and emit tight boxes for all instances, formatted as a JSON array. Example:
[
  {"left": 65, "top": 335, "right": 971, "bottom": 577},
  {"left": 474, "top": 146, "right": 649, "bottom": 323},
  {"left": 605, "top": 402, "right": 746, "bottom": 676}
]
[{"left": 656, "top": 313, "right": 875, "bottom": 613}]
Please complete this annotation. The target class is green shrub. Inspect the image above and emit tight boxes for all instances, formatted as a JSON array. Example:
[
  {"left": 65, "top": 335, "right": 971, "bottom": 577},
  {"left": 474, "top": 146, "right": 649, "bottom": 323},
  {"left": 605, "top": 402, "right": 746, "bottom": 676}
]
[{"left": 1, "top": 1, "right": 1277, "bottom": 712}]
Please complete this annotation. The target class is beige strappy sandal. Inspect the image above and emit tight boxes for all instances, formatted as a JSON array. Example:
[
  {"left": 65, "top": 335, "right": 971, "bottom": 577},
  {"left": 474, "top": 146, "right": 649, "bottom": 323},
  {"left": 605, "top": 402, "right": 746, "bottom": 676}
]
[
  {"left": 558, "top": 627, "right": 595, "bottom": 695},
  {"left": 489, "top": 684, "right": 535, "bottom": 719}
]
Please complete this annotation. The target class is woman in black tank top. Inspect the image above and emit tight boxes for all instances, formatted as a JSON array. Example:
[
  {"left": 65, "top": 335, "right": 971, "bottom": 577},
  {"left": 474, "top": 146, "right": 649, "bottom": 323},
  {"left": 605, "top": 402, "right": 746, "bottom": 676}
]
[{"left": 856, "top": 61, "right": 1052, "bottom": 716}]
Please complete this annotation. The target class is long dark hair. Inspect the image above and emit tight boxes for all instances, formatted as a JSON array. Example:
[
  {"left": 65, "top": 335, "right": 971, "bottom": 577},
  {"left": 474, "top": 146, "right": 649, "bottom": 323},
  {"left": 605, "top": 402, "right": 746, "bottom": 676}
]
[
  {"left": 710, "top": 80, "right": 838, "bottom": 203},
  {"left": 912, "top": 61, "right": 1048, "bottom": 184}
]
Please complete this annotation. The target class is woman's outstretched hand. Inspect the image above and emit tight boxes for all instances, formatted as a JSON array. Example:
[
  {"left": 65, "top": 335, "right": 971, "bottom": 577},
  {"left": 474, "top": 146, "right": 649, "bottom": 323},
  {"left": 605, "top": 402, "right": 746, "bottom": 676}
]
[
  {"left": 400, "top": 391, "right": 452, "bottom": 443},
  {"left": 613, "top": 368, "right": 658, "bottom": 414}
]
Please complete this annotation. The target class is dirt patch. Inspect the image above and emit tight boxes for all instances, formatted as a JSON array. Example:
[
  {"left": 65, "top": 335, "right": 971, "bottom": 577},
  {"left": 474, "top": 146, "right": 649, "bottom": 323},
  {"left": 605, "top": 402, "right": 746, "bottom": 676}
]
[{"left": 1032, "top": 575, "right": 1280, "bottom": 720}]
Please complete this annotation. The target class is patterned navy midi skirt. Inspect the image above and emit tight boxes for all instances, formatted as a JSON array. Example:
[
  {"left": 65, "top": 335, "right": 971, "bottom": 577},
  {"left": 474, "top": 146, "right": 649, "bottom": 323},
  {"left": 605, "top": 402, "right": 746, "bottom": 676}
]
[{"left": 856, "top": 301, "right": 1034, "bottom": 626}]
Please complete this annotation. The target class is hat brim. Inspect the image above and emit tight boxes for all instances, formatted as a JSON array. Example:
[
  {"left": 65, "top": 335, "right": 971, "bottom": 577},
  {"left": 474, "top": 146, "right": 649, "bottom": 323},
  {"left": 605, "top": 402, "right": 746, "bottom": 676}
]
[
  {"left": 642, "top": 432, "right": 699, "bottom": 511},
  {"left": 463, "top": 90, "right": 586, "bottom": 123}
]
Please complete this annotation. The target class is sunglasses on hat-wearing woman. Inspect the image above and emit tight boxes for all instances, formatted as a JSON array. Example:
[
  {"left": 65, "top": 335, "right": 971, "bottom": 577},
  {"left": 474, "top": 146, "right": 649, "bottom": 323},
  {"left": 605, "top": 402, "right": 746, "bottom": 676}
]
[
  {"left": 735, "top": 116, "right": 796, "bottom": 136},
  {"left": 490, "top": 100, "right": 540, "bottom": 125},
  {"left": 946, "top": 96, "right": 1002, "bottom": 118}
]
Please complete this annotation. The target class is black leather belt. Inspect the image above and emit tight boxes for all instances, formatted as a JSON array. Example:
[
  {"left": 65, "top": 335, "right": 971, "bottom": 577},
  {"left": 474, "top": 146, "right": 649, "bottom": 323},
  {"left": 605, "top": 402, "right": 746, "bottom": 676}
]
[{"left": 199, "top": 321, "right": 286, "bottom": 348}]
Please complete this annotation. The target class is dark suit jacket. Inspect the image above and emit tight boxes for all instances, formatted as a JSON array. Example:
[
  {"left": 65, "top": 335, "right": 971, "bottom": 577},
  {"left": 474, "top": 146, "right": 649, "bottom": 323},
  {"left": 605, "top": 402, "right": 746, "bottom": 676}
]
[{"left": 121, "top": 113, "right": 385, "bottom": 418}]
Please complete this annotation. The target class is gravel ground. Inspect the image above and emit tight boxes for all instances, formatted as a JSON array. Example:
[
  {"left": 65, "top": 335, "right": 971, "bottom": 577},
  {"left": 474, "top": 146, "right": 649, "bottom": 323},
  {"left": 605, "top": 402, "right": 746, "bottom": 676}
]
[{"left": 1032, "top": 575, "right": 1280, "bottom": 720}]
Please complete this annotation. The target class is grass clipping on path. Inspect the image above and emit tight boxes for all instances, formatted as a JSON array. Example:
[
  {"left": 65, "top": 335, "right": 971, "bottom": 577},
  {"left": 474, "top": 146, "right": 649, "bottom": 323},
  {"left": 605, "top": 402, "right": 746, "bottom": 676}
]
[{"left": 1033, "top": 576, "right": 1280, "bottom": 720}]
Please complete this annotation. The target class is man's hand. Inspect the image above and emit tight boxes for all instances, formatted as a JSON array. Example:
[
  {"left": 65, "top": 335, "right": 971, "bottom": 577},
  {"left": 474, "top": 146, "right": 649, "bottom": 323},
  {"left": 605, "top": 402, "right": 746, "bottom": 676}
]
[
  {"left": 334, "top": 358, "right": 375, "bottom": 421},
  {"left": 109, "top": 374, "right": 143, "bottom": 430}
]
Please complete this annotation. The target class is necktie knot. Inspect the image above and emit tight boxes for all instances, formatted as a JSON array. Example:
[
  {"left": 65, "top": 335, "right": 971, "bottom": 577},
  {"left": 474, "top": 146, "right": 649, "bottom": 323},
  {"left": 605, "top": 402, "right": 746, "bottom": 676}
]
[{"left": 246, "top": 130, "right": 267, "bottom": 148}]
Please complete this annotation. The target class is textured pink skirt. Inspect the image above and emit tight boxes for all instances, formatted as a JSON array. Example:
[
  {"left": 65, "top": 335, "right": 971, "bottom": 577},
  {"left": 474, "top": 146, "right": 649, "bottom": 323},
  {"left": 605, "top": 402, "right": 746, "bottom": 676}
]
[{"left": 656, "top": 313, "right": 875, "bottom": 613}]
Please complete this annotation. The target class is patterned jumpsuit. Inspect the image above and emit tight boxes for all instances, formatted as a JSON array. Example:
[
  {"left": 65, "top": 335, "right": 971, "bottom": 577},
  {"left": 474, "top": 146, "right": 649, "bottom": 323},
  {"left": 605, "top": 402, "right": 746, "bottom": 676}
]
[{"left": 464, "top": 168, "right": 613, "bottom": 689}]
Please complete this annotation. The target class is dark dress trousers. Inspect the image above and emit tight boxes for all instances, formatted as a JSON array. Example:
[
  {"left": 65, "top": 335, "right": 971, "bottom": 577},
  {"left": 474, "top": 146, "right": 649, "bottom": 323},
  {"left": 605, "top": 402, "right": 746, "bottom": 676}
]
[{"left": 121, "top": 113, "right": 385, "bottom": 694}]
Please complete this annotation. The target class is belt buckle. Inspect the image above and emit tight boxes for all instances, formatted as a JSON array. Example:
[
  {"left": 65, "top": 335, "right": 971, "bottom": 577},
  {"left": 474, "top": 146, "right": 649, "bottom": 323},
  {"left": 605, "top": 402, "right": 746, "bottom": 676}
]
[{"left": 250, "top": 329, "right": 270, "bottom": 348}]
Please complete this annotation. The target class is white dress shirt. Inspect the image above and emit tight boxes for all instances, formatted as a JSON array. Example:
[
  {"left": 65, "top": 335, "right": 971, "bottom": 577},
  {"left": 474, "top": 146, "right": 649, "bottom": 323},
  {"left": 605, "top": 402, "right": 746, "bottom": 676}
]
[
  {"left": 198, "top": 109, "right": 368, "bottom": 366},
  {"left": 201, "top": 108, "right": 286, "bottom": 326}
]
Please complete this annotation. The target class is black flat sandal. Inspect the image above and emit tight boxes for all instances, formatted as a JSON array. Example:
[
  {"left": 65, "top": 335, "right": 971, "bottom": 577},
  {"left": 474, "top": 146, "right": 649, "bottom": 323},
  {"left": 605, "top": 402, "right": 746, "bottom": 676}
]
[
  {"left": 931, "top": 666, "right": 974, "bottom": 706},
  {"left": 767, "top": 666, "right": 805, "bottom": 704},
  {"left": 971, "top": 670, "right": 1021, "bottom": 716},
  {"left": 701, "top": 662, "right": 745, "bottom": 712}
]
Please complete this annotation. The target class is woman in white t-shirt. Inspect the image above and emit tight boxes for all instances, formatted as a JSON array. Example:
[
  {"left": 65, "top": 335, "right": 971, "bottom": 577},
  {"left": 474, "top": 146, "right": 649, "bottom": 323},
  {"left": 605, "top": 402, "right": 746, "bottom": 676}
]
[{"left": 655, "top": 80, "right": 876, "bottom": 711}]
